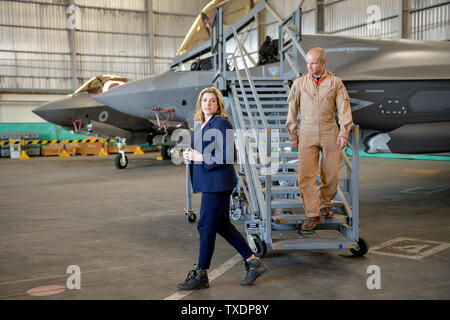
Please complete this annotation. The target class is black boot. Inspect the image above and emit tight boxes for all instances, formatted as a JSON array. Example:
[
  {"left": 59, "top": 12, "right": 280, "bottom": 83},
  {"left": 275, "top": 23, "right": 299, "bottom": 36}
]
[
  {"left": 240, "top": 258, "right": 268, "bottom": 286},
  {"left": 177, "top": 264, "right": 209, "bottom": 290}
]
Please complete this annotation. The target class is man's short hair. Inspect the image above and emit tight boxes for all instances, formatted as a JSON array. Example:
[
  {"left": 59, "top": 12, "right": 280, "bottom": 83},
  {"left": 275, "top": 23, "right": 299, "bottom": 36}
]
[{"left": 307, "top": 47, "right": 327, "bottom": 61}]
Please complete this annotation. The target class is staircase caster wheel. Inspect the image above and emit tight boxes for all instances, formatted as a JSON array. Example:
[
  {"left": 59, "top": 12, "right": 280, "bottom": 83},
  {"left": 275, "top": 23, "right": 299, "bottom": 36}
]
[
  {"left": 186, "top": 212, "right": 196, "bottom": 223},
  {"left": 350, "top": 237, "right": 369, "bottom": 257},
  {"left": 253, "top": 236, "right": 267, "bottom": 258},
  {"left": 114, "top": 154, "right": 128, "bottom": 169}
]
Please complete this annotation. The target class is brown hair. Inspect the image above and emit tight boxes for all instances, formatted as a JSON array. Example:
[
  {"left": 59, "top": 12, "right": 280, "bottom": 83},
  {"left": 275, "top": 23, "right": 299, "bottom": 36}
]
[{"left": 193, "top": 87, "right": 230, "bottom": 123}]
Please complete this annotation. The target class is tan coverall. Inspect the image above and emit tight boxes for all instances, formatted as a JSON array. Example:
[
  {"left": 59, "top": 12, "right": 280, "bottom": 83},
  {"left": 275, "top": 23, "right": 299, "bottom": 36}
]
[{"left": 285, "top": 71, "right": 353, "bottom": 218}]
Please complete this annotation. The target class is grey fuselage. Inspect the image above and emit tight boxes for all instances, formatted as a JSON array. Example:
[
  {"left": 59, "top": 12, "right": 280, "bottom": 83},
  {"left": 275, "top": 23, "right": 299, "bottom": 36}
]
[{"left": 92, "top": 33, "right": 450, "bottom": 153}]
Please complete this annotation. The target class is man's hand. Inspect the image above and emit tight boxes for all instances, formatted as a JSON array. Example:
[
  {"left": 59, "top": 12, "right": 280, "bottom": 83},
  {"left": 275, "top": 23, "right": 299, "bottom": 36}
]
[
  {"left": 337, "top": 136, "right": 347, "bottom": 150},
  {"left": 290, "top": 139, "right": 299, "bottom": 149}
]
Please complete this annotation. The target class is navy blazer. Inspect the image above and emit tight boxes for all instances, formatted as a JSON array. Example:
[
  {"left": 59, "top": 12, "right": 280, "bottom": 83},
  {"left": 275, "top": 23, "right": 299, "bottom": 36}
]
[{"left": 189, "top": 115, "right": 238, "bottom": 193}]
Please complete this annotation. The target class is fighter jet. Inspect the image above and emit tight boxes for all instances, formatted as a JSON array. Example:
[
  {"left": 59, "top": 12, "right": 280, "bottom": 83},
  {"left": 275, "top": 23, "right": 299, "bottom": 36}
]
[
  {"left": 33, "top": 75, "right": 179, "bottom": 168},
  {"left": 93, "top": 0, "right": 450, "bottom": 156}
]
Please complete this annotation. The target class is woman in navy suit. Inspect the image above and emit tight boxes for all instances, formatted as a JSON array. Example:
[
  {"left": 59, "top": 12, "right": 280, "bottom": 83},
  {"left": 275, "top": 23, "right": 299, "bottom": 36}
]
[{"left": 177, "top": 87, "right": 268, "bottom": 290}]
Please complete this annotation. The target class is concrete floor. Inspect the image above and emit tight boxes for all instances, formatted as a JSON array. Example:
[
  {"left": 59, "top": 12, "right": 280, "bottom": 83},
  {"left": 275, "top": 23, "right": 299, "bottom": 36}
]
[{"left": 0, "top": 153, "right": 449, "bottom": 300}]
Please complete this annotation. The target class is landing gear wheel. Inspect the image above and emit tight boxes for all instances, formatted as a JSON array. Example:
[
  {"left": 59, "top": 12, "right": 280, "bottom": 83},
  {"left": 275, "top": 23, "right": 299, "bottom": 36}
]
[
  {"left": 114, "top": 154, "right": 128, "bottom": 169},
  {"left": 161, "top": 145, "right": 171, "bottom": 160},
  {"left": 350, "top": 237, "right": 369, "bottom": 257},
  {"left": 252, "top": 236, "right": 267, "bottom": 258},
  {"left": 186, "top": 212, "right": 196, "bottom": 223}
]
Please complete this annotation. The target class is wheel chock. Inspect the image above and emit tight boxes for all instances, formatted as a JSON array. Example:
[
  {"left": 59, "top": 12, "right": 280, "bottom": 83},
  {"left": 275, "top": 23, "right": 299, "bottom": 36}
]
[
  {"left": 59, "top": 149, "right": 71, "bottom": 158},
  {"left": 134, "top": 146, "right": 144, "bottom": 155},
  {"left": 19, "top": 150, "right": 30, "bottom": 160},
  {"left": 97, "top": 147, "right": 109, "bottom": 156}
]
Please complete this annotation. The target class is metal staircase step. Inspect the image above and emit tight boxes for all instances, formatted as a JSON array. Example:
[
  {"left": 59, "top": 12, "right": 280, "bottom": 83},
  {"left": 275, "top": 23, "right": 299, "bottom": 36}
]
[
  {"left": 254, "top": 124, "right": 288, "bottom": 129},
  {"left": 240, "top": 80, "right": 286, "bottom": 86},
  {"left": 247, "top": 132, "right": 291, "bottom": 139},
  {"left": 256, "top": 162, "right": 298, "bottom": 169},
  {"left": 272, "top": 237, "right": 355, "bottom": 250},
  {"left": 278, "top": 152, "right": 298, "bottom": 158},
  {"left": 244, "top": 115, "right": 287, "bottom": 121},
  {"left": 237, "top": 93, "right": 288, "bottom": 99},
  {"left": 250, "top": 142, "right": 293, "bottom": 148},
  {"left": 236, "top": 87, "right": 287, "bottom": 93},
  {"left": 242, "top": 107, "right": 289, "bottom": 113},
  {"left": 252, "top": 151, "right": 297, "bottom": 159},
  {"left": 234, "top": 76, "right": 285, "bottom": 80},
  {"left": 264, "top": 185, "right": 299, "bottom": 194},
  {"left": 259, "top": 172, "right": 297, "bottom": 181},
  {"left": 278, "top": 142, "right": 294, "bottom": 148},
  {"left": 272, "top": 213, "right": 347, "bottom": 225},
  {"left": 241, "top": 100, "right": 287, "bottom": 105},
  {"left": 271, "top": 199, "right": 302, "bottom": 209}
]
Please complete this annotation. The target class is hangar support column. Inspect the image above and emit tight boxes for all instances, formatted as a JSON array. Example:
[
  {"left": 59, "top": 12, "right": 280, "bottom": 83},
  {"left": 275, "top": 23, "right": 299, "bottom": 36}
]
[
  {"left": 145, "top": 0, "right": 155, "bottom": 75},
  {"left": 399, "top": 0, "right": 413, "bottom": 39},
  {"left": 315, "top": 0, "right": 325, "bottom": 34},
  {"left": 67, "top": 0, "right": 79, "bottom": 91}
]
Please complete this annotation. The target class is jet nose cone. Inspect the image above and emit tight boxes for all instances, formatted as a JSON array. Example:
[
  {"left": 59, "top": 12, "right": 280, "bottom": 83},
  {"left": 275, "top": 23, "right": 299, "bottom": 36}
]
[
  {"left": 33, "top": 100, "right": 65, "bottom": 124},
  {"left": 32, "top": 95, "right": 82, "bottom": 126},
  {"left": 93, "top": 77, "right": 154, "bottom": 118}
]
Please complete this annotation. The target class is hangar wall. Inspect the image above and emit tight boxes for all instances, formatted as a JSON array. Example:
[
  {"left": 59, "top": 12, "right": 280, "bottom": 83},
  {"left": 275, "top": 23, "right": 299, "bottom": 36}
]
[
  {"left": 0, "top": 0, "right": 448, "bottom": 123},
  {"left": 0, "top": 0, "right": 209, "bottom": 122},
  {"left": 1, "top": 0, "right": 448, "bottom": 93},
  {"left": 0, "top": 0, "right": 210, "bottom": 93}
]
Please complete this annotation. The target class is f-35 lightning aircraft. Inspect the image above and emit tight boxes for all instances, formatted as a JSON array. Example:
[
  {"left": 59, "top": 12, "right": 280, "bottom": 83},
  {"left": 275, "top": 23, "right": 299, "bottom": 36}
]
[
  {"left": 33, "top": 75, "right": 180, "bottom": 168},
  {"left": 93, "top": 0, "right": 450, "bottom": 157},
  {"left": 35, "top": 0, "right": 450, "bottom": 171}
]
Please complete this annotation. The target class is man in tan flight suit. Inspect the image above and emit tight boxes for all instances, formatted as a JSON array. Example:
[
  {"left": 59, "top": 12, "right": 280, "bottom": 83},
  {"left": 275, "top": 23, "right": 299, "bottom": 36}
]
[{"left": 285, "top": 47, "right": 353, "bottom": 231}]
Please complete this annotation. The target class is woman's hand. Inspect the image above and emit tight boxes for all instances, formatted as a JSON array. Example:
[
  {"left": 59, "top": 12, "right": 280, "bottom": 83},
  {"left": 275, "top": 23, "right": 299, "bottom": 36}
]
[{"left": 183, "top": 147, "right": 203, "bottom": 162}]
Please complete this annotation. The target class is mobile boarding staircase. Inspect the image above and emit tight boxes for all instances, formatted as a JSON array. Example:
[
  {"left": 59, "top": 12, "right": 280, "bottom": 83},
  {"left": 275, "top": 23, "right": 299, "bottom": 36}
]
[{"left": 187, "top": 4, "right": 368, "bottom": 258}]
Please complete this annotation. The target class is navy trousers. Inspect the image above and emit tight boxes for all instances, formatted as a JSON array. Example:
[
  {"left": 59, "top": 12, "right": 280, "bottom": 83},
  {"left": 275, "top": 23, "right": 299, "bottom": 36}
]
[{"left": 197, "top": 191, "right": 254, "bottom": 270}]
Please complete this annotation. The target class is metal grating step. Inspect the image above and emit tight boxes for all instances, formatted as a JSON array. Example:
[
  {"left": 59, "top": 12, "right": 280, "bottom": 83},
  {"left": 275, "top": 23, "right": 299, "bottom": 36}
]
[
  {"left": 244, "top": 115, "right": 287, "bottom": 121},
  {"left": 254, "top": 124, "right": 289, "bottom": 129},
  {"left": 237, "top": 93, "right": 288, "bottom": 99},
  {"left": 242, "top": 107, "right": 289, "bottom": 113},
  {"left": 264, "top": 186, "right": 299, "bottom": 194},
  {"left": 271, "top": 199, "right": 302, "bottom": 209},
  {"left": 259, "top": 172, "right": 297, "bottom": 181},
  {"left": 241, "top": 100, "right": 287, "bottom": 105},
  {"left": 250, "top": 142, "right": 293, "bottom": 148},
  {"left": 248, "top": 132, "right": 291, "bottom": 139},
  {"left": 252, "top": 152, "right": 297, "bottom": 160},
  {"left": 236, "top": 87, "right": 287, "bottom": 93},
  {"left": 272, "top": 237, "right": 356, "bottom": 250},
  {"left": 272, "top": 213, "right": 348, "bottom": 225},
  {"left": 256, "top": 162, "right": 298, "bottom": 169}
]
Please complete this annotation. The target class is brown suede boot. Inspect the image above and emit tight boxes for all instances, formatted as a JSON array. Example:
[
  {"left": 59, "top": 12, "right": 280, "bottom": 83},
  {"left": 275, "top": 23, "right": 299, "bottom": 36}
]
[
  {"left": 301, "top": 215, "right": 323, "bottom": 231},
  {"left": 320, "top": 207, "right": 334, "bottom": 219}
]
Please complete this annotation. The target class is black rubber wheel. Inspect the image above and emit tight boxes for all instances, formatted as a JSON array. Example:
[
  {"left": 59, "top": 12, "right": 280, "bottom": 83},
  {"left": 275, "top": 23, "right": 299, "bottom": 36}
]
[
  {"left": 252, "top": 236, "right": 267, "bottom": 258},
  {"left": 350, "top": 237, "right": 369, "bottom": 257},
  {"left": 114, "top": 154, "right": 128, "bottom": 169},
  {"left": 161, "top": 146, "right": 171, "bottom": 160},
  {"left": 186, "top": 212, "right": 196, "bottom": 223}
]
